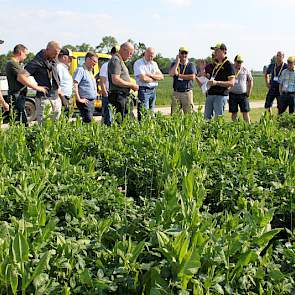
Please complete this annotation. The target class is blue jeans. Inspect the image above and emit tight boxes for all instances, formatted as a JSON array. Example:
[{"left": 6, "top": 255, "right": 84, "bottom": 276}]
[
  {"left": 138, "top": 87, "right": 156, "bottom": 121},
  {"left": 204, "top": 95, "right": 228, "bottom": 120},
  {"left": 102, "top": 96, "right": 112, "bottom": 126}
]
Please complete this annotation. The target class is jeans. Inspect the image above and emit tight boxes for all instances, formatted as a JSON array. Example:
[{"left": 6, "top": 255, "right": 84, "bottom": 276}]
[
  {"left": 138, "top": 87, "right": 156, "bottom": 121},
  {"left": 11, "top": 94, "right": 28, "bottom": 125},
  {"left": 76, "top": 100, "right": 94, "bottom": 123},
  {"left": 102, "top": 96, "right": 112, "bottom": 126},
  {"left": 204, "top": 95, "right": 228, "bottom": 120},
  {"left": 278, "top": 93, "right": 295, "bottom": 114}
]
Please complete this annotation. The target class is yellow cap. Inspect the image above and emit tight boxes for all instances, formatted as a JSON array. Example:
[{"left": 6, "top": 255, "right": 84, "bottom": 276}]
[
  {"left": 287, "top": 56, "right": 295, "bottom": 63},
  {"left": 234, "top": 54, "right": 243, "bottom": 62},
  {"left": 179, "top": 46, "right": 189, "bottom": 52}
]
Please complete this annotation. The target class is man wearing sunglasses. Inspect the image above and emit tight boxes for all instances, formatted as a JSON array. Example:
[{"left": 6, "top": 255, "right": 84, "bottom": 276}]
[
  {"left": 169, "top": 47, "right": 196, "bottom": 114},
  {"left": 73, "top": 52, "right": 98, "bottom": 123}
]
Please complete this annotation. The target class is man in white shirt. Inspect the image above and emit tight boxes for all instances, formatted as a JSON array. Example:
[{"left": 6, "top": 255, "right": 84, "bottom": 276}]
[
  {"left": 99, "top": 46, "right": 118, "bottom": 125},
  {"left": 57, "top": 48, "right": 75, "bottom": 112},
  {"left": 133, "top": 47, "right": 164, "bottom": 120}
]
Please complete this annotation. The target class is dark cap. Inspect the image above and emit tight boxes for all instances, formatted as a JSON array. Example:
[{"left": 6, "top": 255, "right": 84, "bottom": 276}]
[
  {"left": 59, "top": 48, "right": 76, "bottom": 58},
  {"left": 110, "top": 45, "right": 120, "bottom": 54},
  {"left": 210, "top": 43, "right": 227, "bottom": 51},
  {"left": 0, "top": 40, "right": 4, "bottom": 44}
]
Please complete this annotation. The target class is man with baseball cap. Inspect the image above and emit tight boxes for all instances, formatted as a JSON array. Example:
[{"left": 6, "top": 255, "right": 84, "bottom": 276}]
[
  {"left": 205, "top": 43, "right": 235, "bottom": 119},
  {"left": 278, "top": 56, "right": 295, "bottom": 114},
  {"left": 57, "top": 48, "right": 76, "bottom": 112},
  {"left": 0, "top": 40, "right": 10, "bottom": 113},
  {"left": 169, "top": 46, "right": 196, "bottom": 114},
  {"left": 264, "top": 51, "right": 287, "bottom": 114},
  {"left": 228, "top": 54, "right": 253, "bottom": 123}
]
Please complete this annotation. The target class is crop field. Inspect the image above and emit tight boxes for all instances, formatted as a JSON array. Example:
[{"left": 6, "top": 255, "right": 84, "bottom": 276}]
[
  {"left": 156, "top": 75, "right": 267, "bottom": 106},
  {"left": 0, "top": 113, "right": 294, "bottom": 294}
]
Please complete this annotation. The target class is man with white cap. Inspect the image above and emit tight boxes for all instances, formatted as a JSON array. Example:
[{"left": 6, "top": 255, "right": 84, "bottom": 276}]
[
  {"left": 169, "top": 46, "right": 196, "bottom": 114},
  {"left": 229, "top": 54, "right": 253, "bottom": 123},
  {"left": 279, "top": 56, "right": 295, "bottom": 114},
  {"left": 0, "top": 40, "right": 10, "bottom": 113},
  {"left": 205, "top": 43, "right": 235, "bottom": 120}
]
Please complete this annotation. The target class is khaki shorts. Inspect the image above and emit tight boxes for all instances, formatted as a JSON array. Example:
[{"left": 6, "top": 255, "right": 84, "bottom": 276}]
[{"left": 171, "top": 90, "right": 194, "bottom": 114}]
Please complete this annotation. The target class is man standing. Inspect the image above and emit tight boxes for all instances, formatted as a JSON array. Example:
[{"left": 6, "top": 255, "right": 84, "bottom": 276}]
[
  {"left": 264, "top": 51, "right": 287, "bottom": 114},
  {"left": 99, "top": 45, "right": 119, "bottom": 126},
  {"left": 205, "top": 43, "right": 235, "bottom": 120},
  {"left": 73, "top": 52, "right": 98, "bottom": 123},
  {"left": 6, "top": 44, "right": 47, "bottom": 125},
  {"left": 169, "top": 47, "right": 196, "bottom": 114},
  {"left": 229, "top": 55, "right": 253, "bottom": 123},
  {"left": 108, "top": 42, "right": 139, "bottom": 122},
  {"left": 57, "top": 48, "right": 75, "bottom": 112},
  {"left": 25, "top": 41, "right": 62, "bottom": 123},
  {"left": 278, "top": 56, "right": 295, "bottom": 114},
  {"left": 134, "top": 47, "right": 164, "bottom": 120},
  {"left": 0, "top": 40, "right": 10, "bottom": 114}
]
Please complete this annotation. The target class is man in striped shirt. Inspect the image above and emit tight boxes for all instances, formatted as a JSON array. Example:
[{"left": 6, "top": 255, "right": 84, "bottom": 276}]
[{"left": 279, "top": 56, "right": 295, "bottom": 114}]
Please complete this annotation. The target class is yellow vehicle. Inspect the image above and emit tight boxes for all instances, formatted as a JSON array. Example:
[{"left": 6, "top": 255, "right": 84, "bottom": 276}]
[{"left": 70, "top": 51, "right": 111, "bottom": 109}]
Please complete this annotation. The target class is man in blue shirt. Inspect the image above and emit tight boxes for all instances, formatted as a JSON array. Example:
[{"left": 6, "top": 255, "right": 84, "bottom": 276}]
[
  {"left": 264, "top": 51, "right": 287, "bottom": 114},
  {"left": 279, "top": 56, "right": 295, "bottom": 114},
  {"left": 73, "top": 52, "right": 98, "bottom": 123},
  {"left": 169, "top": 47, "right": 196, "bottom": 114}
]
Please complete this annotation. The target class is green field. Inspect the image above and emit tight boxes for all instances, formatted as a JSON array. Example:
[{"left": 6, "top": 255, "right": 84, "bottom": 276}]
[
  {"left": 0, "top": 114, "right": 294, "bottom": 294},
  {"left": 156, "top": 75, "right": 267, "bottom": 106}
]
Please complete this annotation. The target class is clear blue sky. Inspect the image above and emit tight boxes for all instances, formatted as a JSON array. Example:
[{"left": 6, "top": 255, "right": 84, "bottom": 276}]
[{"left": 1, "top": 0, "right": 295, "bottom": 70}]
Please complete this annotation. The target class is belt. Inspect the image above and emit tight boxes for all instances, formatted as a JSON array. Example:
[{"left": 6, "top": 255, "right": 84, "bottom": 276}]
[
  {"left": 139, "top": 86, "right": 156, "bottom": 90},
  {"left": 174, "top": 89, "right": 191, "bottom": 93},
  {"left": 229, "top": 92, "right": 247, "bottom": 96},
  {"left": 109, "top": 90, "right": 129, "bottom": 96}
]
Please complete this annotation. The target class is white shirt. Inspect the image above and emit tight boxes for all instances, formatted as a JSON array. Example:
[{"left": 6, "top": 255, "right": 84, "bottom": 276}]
[
  {"left": 99, "top": 61, "right": 109, "bottom": 91},
  {"left": 57, "top": 63, "right": 73, "bottom": 97},
  {"left": 133, "top": 58, "right": 160, "bottom": 87}
]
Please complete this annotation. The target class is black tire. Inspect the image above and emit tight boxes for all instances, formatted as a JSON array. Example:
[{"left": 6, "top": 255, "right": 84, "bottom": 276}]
[{"left": 25, "top": 99, "right": 37, "bottom": 122}]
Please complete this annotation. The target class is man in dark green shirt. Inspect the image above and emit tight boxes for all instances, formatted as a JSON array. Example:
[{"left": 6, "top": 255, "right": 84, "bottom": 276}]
[{"left": 6, "top": 44, "right": 47, "bottom": 125}]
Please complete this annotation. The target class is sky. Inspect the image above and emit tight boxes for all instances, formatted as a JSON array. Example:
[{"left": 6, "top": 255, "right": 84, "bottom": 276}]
[{"left": 0, "top": 0, "right": 295, "bottom": 70}]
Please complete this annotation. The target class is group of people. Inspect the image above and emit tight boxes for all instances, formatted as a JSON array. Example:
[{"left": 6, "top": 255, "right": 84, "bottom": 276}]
[{"left": 0, "top": 40, "right": 294, "bottom": 127}]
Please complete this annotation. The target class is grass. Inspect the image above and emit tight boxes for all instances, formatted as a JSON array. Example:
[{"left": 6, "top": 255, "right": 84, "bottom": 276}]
[{"left": 156, "top": 74, "right": 267, "bottom": 106}]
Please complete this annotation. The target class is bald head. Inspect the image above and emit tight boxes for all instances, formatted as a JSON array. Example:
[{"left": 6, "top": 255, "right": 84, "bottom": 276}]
[
  {"left": 119, "top": 42, "right": 134, "bottom": 61},
  {"left": 144, "top": 47, "right": 155, "bottom": 62},
  {"left": 45, "top": 40, "right": 61, "bottom": 60}
]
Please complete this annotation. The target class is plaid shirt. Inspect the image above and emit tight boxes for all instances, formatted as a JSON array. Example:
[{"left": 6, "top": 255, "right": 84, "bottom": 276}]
[{"left": 279, "top": 68, "right": 295, "bottom": 93}]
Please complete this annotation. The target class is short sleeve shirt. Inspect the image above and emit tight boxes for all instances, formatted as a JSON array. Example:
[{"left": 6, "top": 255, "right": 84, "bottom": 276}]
[
  {"left": 207, "top": 59, "right": 235, "bottom": 96},
  {"left": 57, "top": 63, "right": 73, "bottom": 97},
  {"left": 133, "top": 58, "right": 160, "bottom": 87},
  {"left": 5, "top": 59, "right": 27, "bottom": 95},
  {"left": 170, "top": 61, "right": 196, "bottom": 91},
  {"left": 230, "top": 66, "right": 253, "bottom": 94},
  {"left": 99, "top": 61, "right": 109, "bottom": 91},
  {"left": 108, "top": 54, "right": 130, "bottom": 93},
  {"left": 73, "top": 65, "right": 97, "bottom": 100},
  {"left": 266, "top": 63, "right": 288, "bottom": 88}
]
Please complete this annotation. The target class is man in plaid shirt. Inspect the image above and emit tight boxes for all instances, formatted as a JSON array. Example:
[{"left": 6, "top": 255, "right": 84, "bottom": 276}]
[{"left": 279, "top": 56, "right": 295, "bottom": 114}]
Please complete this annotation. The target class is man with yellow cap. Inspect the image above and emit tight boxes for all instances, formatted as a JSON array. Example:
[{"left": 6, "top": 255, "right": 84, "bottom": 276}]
[
  {"left": 228, "top": 54, "right": 253, "bottom": 123},
  {"left": 169, "top": 46, "right": 196, "bottom": 114},
  {"left": 278, "top": 56, "right": 295, "bottom": 114}
]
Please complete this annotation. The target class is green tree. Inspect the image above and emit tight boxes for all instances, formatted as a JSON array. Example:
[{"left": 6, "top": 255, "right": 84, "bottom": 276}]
[
  {"left": 96, "top": 36, "right": 118, "bottom": 53},
  {"left": 76, "top": 43, "right": 95, "bottom": 52},
  {"left": 153, "top": 54, "right": 171, "bottom": 74},
  {"left": 63, "top": 44, "right": 78, "bottom": 52}
]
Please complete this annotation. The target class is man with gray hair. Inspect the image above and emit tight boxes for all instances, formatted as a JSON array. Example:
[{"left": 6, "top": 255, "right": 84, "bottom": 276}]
[
  {"left": 108, "top": 42, "right": 139, "bottom": 122},
  {"left": 134, "top": 47, "right": 164, "bottom": 120},
  {"left": 25, "top": 41, "right": 62, "bottom": 123}
]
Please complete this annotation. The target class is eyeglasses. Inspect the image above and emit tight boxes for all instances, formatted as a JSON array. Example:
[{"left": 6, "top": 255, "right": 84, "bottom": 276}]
[
  {"left": 180, "top": 51, "right": 188, "bottom": 55},
  {"left": 89, "top": 57, "right": 98, "bottom": 64}
]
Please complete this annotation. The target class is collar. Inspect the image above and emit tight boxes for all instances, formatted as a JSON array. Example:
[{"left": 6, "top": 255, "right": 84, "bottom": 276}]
[
  {"left": 115, "top": 53, "right": 123, "bottom": 62},
  {"left": 83, "top": 63, "right": 92, "bottom": 71}
]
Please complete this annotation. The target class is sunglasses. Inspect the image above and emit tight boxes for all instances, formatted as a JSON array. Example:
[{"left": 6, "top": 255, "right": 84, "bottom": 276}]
[
  {"left": 180, "top": 51, "right": 188, "bottom": 55},
  {"left": 89, "top": 57, "right": 98, "bottom": 64}
]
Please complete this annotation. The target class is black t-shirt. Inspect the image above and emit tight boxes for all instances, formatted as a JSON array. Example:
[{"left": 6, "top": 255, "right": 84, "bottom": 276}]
[
  {"left": 5, "top": 60, "right": 27, "bottom": 95},
  {"left": 207, "top": 59, "right": 235, "bottom": 96}
]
